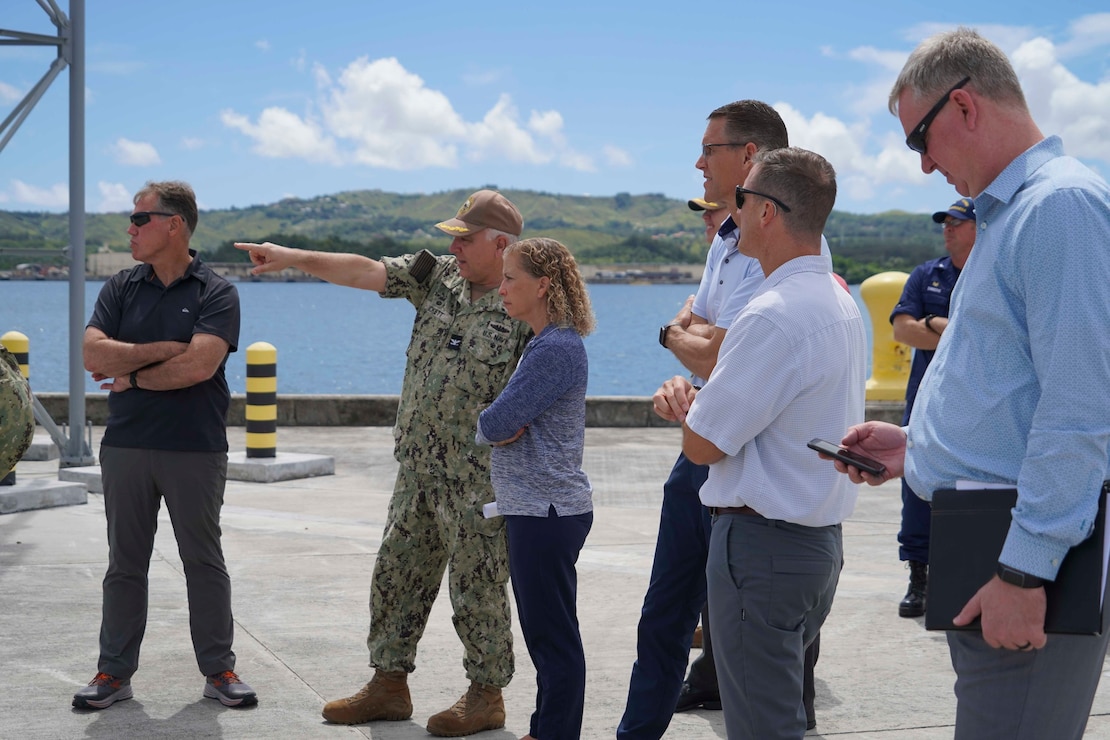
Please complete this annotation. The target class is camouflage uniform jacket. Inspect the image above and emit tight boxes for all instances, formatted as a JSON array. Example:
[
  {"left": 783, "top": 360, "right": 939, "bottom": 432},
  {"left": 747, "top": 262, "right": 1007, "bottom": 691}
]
[
  {"left": 380, "top": 253, "right": 530, "bottom": 481},
  {"left": 0, "top": 345, "right": 34, "bottom": 473}
]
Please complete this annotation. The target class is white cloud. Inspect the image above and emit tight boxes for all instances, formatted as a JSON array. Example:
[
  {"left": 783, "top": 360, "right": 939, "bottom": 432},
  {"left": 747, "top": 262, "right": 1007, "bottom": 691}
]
[
  {"left": 222, "top": 55, "right": 592, "bottom": 172},
  {"left": 1010, "top": 36, "right": 1110, "bottom": 163},
  {"left": 807, "top": 24, "right": 1110, "bottom": 206},
  {"left": 112, "top": 138, "right": 161, "bottom": 166},
  {"left": 10, "top": 180, "right": 69, "bottom": 208},
  {"left": 0, "top": 80, "right": 21, "bottom": 103},
  {"left": 181, "top": 136, "right": 204, "bottom": 150},
  {"left": 846, "top": 46, "right": 907, "bottom": 72},
  {"left": 255, "top": 39, "right": 271, "bottom": 52},
  {"left": 603, "top": 145, "right": 633, "bottom": 167},
  {"left": 528, "top": 109, "right": 565, "bottom": 140},
  {"left": 96, "top": 181, "right": 133, "bottom": 212},
  {"left": 221, "top": 107, "right": 341, "bottom": 164},
  {"left": 775, "top": 102, "right": 928, "bottom": 202},
  {"left": 468, "top": 94, "right": 553, "bottom": 166},
  {"left": 1057, "top": 13, "right": 1110, "bottom": 58},
  {"left": 320, "top": 56, "right": 467, "bottom": 168}
]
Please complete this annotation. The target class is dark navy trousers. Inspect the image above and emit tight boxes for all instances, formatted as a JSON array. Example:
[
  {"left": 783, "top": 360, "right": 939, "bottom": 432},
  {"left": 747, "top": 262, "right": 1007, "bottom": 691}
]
[
  {"left": 898, "top": 478, "right": 932, "bottom": 564},
  {"left": 617, "top": 453, "right": 712, "bottom": 739},
  {"left": 506, "top": 506, "right": 593, "bottom": 740}
]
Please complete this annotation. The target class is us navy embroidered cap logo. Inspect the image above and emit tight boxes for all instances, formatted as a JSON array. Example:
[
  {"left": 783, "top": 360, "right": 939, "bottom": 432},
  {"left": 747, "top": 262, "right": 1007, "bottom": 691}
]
[{"left": 932, "top": 197, "right": 976, "bottom": 223}]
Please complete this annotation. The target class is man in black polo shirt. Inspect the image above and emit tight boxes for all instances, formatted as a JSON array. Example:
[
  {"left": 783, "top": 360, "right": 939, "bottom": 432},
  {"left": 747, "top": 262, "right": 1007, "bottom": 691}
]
[{"left": 73, "top": 181, "right": 255, "bottom": 711}]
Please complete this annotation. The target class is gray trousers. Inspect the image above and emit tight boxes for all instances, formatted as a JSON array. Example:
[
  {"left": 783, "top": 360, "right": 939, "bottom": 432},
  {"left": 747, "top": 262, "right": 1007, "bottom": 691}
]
[
  {"left": 948, "top": 607, "right": 1110, "bottom": 739},
  {"left": 707, "top": 512, "right": 841, "bottom": 740},
  {"left": 97, "top": 445, "right": 235, "bottom": 679}
]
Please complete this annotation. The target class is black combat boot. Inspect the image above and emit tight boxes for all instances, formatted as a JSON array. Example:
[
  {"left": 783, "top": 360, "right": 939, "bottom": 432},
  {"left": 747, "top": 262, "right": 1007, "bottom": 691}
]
[{"left": 898, "top": 560, "right": 928, "bottom": 617}]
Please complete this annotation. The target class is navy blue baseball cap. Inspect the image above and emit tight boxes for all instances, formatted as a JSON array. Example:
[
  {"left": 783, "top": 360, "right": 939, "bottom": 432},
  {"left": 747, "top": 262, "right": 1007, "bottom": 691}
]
[{"left": 932, "top": 197, "right": 975, "bottom": 223}]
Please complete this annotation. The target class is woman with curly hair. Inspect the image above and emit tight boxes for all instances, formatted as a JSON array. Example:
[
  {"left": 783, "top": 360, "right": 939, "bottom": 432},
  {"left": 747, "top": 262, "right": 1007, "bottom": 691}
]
[{"left": 476, "top": 237, "right": 595, "bottom": 740}]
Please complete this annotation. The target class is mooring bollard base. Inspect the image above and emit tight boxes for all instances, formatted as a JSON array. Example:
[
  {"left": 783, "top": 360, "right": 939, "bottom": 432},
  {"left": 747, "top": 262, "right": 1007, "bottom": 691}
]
[{"left": 226, "top": 451, "right": 335, "bottom": 484}]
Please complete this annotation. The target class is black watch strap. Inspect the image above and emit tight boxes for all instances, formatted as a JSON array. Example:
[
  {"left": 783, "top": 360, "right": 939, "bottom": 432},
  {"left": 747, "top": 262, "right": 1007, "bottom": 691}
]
[
  {"left": 996, "top": 563, "right": 1047, "bottom": 588},
  {"left": 659, "top": 324, "right": 675, "bottom": 348},
  {"left": 130, "top": 370, "right": 140, "bottom": 390},
  {"left": 924, "top": 314, "right": 938, "bottom": 332}
]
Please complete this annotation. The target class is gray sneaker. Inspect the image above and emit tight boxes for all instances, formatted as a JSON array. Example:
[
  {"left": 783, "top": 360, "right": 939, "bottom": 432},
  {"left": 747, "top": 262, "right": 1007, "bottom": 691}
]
[
  {"left": 204, "top": 670, "right": 258, "bottom": 707},
  {"left": 72, "top": 672, "right": 133, "bottom": 710}
]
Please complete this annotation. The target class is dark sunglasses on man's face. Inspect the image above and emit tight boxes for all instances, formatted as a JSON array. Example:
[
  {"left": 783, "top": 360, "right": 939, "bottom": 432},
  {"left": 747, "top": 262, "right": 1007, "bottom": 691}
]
[
  {"left": 905, "top": 76, "right": 971, "bottom": 155},
  {"left": 735, "top": 185, "right": 792, "bottom": 213},
  {"left": 129, "top": 211, "right": 176, "bottom": 227}
]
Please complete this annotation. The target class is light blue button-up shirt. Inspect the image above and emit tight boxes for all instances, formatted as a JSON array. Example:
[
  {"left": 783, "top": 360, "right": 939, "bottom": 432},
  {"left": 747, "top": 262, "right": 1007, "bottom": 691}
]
[{"left": 905, "top": 136, "right": 1110, "bottom": 580}]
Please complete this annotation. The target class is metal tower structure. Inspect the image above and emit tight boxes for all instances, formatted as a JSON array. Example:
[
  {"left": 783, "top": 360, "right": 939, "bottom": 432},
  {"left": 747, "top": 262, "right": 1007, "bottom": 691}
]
[{"left": 1, "top": 0, "right": 94, "bottom": 466}]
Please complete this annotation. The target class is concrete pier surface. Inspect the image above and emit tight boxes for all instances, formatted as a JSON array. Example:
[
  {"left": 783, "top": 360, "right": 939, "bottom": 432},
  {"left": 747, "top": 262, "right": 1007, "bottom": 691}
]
[{"left": 4, "top": 425, "right": 1110, "bottom": 739}]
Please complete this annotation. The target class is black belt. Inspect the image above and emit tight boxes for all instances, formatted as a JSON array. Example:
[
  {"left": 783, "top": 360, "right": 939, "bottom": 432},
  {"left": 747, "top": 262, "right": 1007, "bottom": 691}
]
[{"left": 709, "top": 505, "right": 763, "bottom": 518}]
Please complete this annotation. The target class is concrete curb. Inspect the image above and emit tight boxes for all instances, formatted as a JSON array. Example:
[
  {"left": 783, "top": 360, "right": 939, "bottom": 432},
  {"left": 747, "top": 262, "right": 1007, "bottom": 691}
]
[{"left": 35, "top": 393, "right": 907, "bottom": 428}]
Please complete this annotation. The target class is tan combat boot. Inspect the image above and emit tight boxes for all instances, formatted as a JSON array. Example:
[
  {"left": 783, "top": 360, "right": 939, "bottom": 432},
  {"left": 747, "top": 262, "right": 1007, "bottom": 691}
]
[
  {"left": 425, "top": 681, "right": 506, "bottom": 737},
  {"left": 321, "top": 669, "right": 412, "bottom": 724}
]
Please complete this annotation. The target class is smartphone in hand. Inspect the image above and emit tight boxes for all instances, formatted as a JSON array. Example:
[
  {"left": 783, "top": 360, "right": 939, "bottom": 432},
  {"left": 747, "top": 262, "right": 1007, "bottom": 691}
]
[{"left": 807, "top": 438, "right": 887, "bottom": 477}]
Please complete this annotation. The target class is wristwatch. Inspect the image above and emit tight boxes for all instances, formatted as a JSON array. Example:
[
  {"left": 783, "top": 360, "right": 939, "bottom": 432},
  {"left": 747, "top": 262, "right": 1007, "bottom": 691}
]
[
  {"left": 130, "top": 370, "right": 141, "bottom": 390},
  {"left": 996, "top": 563, "right": 1047, "bottom": 588},
  {"left": 924, "top": 314, "right": 939, "bottom": 333},
  {"left": 659, "top": 324, "right": 677, "bottom": 348}
]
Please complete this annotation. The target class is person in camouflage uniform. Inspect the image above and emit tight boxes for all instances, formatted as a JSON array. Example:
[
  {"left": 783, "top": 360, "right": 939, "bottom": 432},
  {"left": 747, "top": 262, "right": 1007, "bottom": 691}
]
[
  {"left": 235, "top": 190, "right": 531, "bottom": 737},
  {"left": 0, "top": 345, "right": 35, "bottom": 478}
]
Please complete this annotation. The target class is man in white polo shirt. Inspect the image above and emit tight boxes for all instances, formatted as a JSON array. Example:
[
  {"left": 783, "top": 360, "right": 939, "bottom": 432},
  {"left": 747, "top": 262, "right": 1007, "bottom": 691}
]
[{"left": 655, "top": 147, "right": 865, "bottom": 739}]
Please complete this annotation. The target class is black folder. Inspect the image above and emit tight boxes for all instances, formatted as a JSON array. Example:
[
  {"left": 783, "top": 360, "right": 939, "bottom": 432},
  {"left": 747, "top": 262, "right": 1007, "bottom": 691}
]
[{"left": 925, "top": 486, "right": 1107, "bottom": 635}]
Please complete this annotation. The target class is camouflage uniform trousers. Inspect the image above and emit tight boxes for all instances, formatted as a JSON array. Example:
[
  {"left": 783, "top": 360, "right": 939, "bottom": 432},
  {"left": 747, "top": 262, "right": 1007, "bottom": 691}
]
[{"left": 366, "top": 463, "right": 514, "bottom": 687}]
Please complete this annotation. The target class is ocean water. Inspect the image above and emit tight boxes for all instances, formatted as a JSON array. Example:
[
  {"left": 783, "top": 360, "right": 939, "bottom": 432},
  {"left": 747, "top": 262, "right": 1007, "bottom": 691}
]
[{"left": 0, "top": 280, "right": 872, "bottom": 396}]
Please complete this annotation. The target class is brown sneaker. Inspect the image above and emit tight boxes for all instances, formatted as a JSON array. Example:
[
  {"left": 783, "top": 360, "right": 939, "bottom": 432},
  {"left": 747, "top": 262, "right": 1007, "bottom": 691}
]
[
  {"left": 321, "top": 670, "right": 412, "bottom": 725},
  {"left": 426, "top": 681, "right": 506, "bottom": 737}
]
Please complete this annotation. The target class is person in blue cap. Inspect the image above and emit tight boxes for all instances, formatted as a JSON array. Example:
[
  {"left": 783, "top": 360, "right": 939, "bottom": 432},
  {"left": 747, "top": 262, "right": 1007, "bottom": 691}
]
[{"left": 889, "top": 196, "right": 976, "bottom": 618}]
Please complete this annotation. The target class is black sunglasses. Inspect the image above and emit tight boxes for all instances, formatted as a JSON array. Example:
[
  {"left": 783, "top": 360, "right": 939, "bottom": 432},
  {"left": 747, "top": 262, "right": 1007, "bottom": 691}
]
[
  {"left": 905, "top": 76, "right": 971, "bottom": 155},
  {"left": 735, "top": 185, "right": 792, "bottom": 213},
  {"left": 129, "top": 211, "right": 176, "bottom": 227}
]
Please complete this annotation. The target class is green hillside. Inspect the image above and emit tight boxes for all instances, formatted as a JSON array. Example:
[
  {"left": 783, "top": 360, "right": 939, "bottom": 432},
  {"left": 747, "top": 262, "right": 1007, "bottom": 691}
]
[{"left": 0, "top": 187, "right": 946, "bottom": 283}]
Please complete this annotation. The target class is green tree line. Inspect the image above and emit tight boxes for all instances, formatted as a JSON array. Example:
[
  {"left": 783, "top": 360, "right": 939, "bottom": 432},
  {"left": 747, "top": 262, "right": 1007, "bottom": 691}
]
[{"left": 1, "top": 187, "right": 947, "bottom": 280}]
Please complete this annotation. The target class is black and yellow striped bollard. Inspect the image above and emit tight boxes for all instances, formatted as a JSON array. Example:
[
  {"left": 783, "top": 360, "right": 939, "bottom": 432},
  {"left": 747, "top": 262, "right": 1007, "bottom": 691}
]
[
  {"left": 245, "top": 342, "right": 277, "bottom": 458},
  {"left": 1, "top": 331, "right": 30, "bottom": 381},
  {"left": 1, "top": 330, "right": 30, "bottom": 485}
]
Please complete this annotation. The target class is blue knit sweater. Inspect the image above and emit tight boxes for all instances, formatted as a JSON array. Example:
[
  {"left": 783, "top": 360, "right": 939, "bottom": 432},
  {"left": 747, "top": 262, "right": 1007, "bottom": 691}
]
[{"left": 476, "top": 324, "right": 593, "bottom": 516}]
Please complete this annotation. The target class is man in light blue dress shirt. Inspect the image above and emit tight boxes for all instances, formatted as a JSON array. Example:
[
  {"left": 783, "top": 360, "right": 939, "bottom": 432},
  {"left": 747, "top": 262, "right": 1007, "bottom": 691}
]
[{"left": 833, "top": 28, "right": 1110, "bottom": 740}]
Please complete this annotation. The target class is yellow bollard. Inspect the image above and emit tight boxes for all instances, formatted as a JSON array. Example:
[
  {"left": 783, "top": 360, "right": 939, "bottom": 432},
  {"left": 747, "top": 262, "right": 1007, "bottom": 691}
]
[
  {"left": 1, "top": 331, "right": 31, "bottom": 485},
  {"left": 860, "top": 272, "right": 912, "bottom": 401},
  {"left": 1, "top": 331, "right": 30, "bottom": 381},
  {"left": 245, "top": 342, "right": 277, "bottom": 458}
]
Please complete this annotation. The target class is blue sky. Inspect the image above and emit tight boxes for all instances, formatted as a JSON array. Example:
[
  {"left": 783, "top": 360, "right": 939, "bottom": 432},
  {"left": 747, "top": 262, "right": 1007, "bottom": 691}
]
[{"left": 2, "top": 1, "right": 1109, "bottom": 217}]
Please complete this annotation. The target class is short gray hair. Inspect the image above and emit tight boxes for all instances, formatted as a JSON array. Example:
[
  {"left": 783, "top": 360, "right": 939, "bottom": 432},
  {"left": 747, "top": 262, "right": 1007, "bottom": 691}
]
[
  {"left": 889, "top": 27, "right": 1026, "bottom": 115},
  {"left": 486, "top": 228, "right": 519, "bottom": 246}
]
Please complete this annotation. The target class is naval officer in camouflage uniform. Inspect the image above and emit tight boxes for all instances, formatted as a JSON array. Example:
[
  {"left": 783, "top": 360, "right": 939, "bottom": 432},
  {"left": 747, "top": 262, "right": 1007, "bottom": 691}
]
[{"left": 235, "top": 190, "right": 530, "bottom": 736}]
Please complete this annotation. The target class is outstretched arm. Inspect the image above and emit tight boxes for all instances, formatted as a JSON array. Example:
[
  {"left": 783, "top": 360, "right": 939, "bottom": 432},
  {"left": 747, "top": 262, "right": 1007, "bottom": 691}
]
[{"left": 235, "top": 241, "right": 387, "bottom": 292}]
